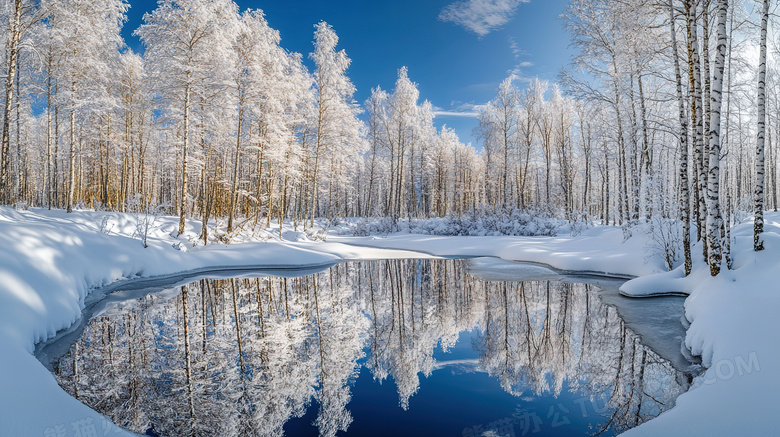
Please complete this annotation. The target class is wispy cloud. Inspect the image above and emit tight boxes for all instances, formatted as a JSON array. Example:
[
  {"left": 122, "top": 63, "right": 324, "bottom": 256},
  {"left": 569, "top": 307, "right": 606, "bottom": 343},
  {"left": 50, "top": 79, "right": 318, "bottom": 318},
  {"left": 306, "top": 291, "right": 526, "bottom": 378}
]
[
  {"left": 506, "top": 37, "right": 534, "bottom": 80},
  {"left": 507, "top": 64, "right": 535, "bottom": 83},
  {"left": 431, "top": 359, "right": 482, "bottom": 372},
  {"left": 507, "top": 69, "right": 535, "bottom": 83},
  {"left": 508, "top": 36, "right": 527, "bottom": 59},
  {"left": 433, "top": 103, "right": 487, "bottom": 118},
  {"left": 434, "top": 110, "right": 481, "bottom": 118},
  {"left": 439, "top": 0, "right": 529, "bottom": 38}
]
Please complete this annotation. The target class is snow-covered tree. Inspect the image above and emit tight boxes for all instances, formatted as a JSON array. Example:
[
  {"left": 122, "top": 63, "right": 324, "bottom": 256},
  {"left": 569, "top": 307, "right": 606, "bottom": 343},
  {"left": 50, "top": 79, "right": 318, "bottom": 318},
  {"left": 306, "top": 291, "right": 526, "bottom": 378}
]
[
  {"left": 308, "top": 21, "right": 363, "bottom": 226},
  {"left": 136, "top": 0, "right": 238, "bottom": 233}
]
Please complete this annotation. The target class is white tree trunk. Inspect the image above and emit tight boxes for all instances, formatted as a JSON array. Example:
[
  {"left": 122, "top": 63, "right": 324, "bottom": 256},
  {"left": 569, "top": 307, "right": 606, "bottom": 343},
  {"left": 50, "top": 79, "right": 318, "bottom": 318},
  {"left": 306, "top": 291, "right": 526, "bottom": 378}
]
[
  {"left": 67, "top": 81, "right": 76, "bottom": 213},
  {"left": 179, "top": 78, "right": 190, "bottom": 235},
  {"left": 706, "top": 0, "right": 728, "bottom": 276},
  {"left": 754, "top": 0, "right": 770, "bottom": 251},
  {"left": 673, "top": 0, "right": 693, "bottom": 276},
  {"left": 227, "top": 101, "right": 243, "bottom": 234},
  {"left": 0, "top": 0, "right": 22, "bottom": 204},
  {"left": 691, "top": 3, "right": 706, "bottom": 248}
]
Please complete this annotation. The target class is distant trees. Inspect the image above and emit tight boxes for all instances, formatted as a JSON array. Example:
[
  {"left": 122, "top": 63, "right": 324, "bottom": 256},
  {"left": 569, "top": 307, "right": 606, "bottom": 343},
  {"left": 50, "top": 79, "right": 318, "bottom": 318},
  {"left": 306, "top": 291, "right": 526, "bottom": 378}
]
[
  {"left": 476, "top": 77, "right": 581, "bottom": 215},
  {"left": 478, "top": 77, "right": 520, "bottom": 209}
]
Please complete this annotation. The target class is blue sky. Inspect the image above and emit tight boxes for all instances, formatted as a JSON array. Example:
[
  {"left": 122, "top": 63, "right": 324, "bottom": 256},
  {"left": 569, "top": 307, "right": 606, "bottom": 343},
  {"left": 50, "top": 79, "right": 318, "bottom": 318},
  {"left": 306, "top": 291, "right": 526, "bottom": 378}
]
[{"left": 122, "top": 0, "right": 572, "bottom": 146}]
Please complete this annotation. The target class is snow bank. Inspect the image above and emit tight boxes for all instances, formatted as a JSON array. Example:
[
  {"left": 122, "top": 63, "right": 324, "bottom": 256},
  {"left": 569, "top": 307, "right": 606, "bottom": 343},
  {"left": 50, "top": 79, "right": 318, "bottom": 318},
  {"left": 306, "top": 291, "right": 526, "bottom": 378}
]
[
  {"left": 332, "top": 224, "right": 665, "bottom": 278},
  {"left": 617, "top": 214, "right": 780, "bottom": 436}
]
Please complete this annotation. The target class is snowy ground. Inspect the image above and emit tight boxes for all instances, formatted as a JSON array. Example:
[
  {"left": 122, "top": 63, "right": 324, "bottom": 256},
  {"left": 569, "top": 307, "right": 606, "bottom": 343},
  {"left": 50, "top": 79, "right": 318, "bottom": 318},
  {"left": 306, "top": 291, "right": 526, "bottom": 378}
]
[{"left": 0, "top": 207, "right": 775, "bottom": 435}]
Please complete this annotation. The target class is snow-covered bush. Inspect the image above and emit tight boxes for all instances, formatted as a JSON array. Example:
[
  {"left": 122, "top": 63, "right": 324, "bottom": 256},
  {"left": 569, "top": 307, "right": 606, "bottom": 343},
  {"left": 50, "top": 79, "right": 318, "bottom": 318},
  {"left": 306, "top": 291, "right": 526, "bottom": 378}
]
[
  {"left": 305, "top": 227, "right": 329, "bottom": 241},
  {"left": 350, "top": 219, "right": 371, "bottom": 237},
  {"left": 99, "top": 215, "right": 115, "bottom": 235},
  {"left": 350, "top": 216, "right": 399, "bottom": 236},
  {"left": 643, "top": 216, "right": 682, "bottom": 271},
  {"left": 345, "top": 209, "right": 572, "bottom": 237},
  {"left": 132, "top": 198, "right": 166, "bottom": 248},
  {"left": 568, "top": 212, "right": 589, "bottom": 237}
]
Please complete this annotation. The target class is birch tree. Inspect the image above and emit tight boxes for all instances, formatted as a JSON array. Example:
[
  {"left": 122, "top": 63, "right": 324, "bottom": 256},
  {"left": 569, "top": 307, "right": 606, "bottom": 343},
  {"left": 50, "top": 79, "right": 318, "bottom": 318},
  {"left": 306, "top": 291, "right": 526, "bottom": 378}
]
[
  {"left": 309, "top": 21, "right": 362, "bottom": 227},
  {"left": 0, "top": 0, "right": 30, "bottom": 203},
  {"left": 671, "top": 0, "right": 693, "bottom": 275},
  {"left": 47, "top": 0, "right": 127, "bottom": 212},
  {"left": 226, "top": 9, "right": 282, "bottom": 233},
  {"left": 706, "top": 0, "right": 728, "bottom": 276},
  {"left": 754, "top": 0, "right": 770, "bottom": 251}
]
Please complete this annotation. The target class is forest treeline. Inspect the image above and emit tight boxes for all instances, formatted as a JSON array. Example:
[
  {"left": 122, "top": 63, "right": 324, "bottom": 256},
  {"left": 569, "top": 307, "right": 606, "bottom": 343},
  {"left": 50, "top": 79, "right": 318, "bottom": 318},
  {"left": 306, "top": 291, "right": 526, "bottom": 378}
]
[{"left": 0, "top": 0, "right": 775, "bottom": 276}]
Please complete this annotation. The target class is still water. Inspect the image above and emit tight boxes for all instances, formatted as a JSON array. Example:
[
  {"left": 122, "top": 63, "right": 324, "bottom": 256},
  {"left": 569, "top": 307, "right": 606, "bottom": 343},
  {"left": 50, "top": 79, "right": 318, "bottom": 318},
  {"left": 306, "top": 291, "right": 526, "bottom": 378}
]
[{"left": 49, "top": 258, "right": 695, "bottom": 436}]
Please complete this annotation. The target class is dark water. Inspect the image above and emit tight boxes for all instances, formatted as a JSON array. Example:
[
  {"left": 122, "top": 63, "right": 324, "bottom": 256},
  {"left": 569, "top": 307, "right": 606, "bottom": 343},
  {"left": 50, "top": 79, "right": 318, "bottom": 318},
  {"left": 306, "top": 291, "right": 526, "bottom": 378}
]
[{"left": 50, "top": 258, "right": 694, "bottom": 436}]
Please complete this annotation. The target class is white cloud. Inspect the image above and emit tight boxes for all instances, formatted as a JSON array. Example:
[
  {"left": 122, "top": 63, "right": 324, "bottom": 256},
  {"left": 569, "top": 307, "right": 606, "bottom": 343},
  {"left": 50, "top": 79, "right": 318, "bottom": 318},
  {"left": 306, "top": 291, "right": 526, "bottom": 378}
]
[
  {"left": 508, "top": 36, "right": 527, "bottom": 59},
  {"left": 434, "top": 110, "right": 481, "bottom": 118},
  {"left": 433, "top": 102, "right": 487, "bottom": 118},
  {"left": 507, "top": 59, "right": 535, "bottom": 83},
  {"left": 506, "top": 70, "right": 535, "bottom": 83},
  {"left": 506, "top": 37, "right": 533, "bottom": 79},
  {"left": 439, "top": 0, "right": 529, "bottom": 38}
]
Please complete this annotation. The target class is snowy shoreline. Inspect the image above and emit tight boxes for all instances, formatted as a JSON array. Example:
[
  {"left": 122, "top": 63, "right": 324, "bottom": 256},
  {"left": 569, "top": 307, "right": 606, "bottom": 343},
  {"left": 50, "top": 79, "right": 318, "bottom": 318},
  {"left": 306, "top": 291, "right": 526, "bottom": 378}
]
[{"left": 1, "top": 207, "right": 776, "bottom": 436}]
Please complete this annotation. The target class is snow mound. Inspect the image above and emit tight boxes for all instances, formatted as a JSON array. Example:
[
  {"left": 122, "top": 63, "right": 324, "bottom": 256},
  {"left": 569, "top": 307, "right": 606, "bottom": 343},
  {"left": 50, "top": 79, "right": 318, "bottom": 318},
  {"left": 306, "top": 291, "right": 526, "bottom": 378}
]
[{"left": 620, "top": 215, "right": 780, "bottom": 436}]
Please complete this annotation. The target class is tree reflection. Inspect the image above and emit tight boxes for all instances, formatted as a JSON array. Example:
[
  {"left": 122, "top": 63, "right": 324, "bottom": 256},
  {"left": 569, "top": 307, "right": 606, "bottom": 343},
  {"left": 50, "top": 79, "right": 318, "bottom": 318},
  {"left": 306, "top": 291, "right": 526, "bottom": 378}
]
[
  {"left": 54, "top": 259, "right": 690, "bottom": 436},
  {"left": 473, "top": 279, "right": 690, "bottom": 434}
]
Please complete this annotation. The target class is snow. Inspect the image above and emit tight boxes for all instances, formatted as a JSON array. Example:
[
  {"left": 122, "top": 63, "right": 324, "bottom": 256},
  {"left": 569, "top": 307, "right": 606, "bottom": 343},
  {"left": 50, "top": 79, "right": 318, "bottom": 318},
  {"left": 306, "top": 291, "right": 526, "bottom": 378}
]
[
  {"left": 1, "top": 206, "right": 776, "bottom": 435},
  {"left": 331, "top": 224, "right": 662, "bottom": 278},
  {"left": 617, "top": 214, "right": 780, "bottom": 436}
]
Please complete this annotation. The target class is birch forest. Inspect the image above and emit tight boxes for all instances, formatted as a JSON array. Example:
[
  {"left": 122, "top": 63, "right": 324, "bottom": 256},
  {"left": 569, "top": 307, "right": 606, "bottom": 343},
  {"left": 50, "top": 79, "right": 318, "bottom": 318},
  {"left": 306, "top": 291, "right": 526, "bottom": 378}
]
[{"left": 0, "top": 0, "right": 776, "bottom": 277}]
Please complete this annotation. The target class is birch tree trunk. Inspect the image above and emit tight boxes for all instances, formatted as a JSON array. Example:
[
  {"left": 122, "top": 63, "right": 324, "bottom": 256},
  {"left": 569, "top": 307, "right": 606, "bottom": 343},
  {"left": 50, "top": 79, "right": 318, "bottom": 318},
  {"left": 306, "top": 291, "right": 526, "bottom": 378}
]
[
  {"left": 309, "top": 98, "right": 323, "bottom": 228},
  {"left": 67, "top": 81, "right": 77, "bottom": 213},
  {"left": 691, "top": 3, "right": 706, "bottom": 249},
  {"left": 673, "top": 0, "right": 693, "bottom": 275},
  {"left": 46, "top": 54, "right": 53, "bottom": 209},
  {"left": 179, "top": 77, "right": 191, "bottom": 236},
  {"left": 754, "top": 0, "right": 770, "bottom": 251},
  {"left": 638, "top": 74, "right": 652, "bottom": 220},
  {"left": 227, "top": 101, "right": 243, "bottom": 234},
  {"left": 0, "top": 0, "right": 23, "bottom": 204},
  {"left": 706, "top": 0, "right": 728, "bottom": 276},
  {"left": 702, "top": 0, "right": 712, "bottom": 185}
]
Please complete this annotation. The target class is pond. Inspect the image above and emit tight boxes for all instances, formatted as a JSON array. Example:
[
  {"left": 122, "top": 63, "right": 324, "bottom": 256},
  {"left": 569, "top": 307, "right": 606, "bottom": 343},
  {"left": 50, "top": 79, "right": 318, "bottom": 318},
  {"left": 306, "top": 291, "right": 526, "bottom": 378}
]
[{"left": 43, "top": 258, "right": 698, "bottom": 436}]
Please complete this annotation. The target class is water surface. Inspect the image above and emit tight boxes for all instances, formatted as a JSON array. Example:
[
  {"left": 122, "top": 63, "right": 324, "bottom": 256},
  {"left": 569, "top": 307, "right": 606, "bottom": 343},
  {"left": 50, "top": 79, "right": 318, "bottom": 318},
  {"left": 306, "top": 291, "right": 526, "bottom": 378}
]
[{"left": 50, "top": 258, "right": 695, "bottom": 436}]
